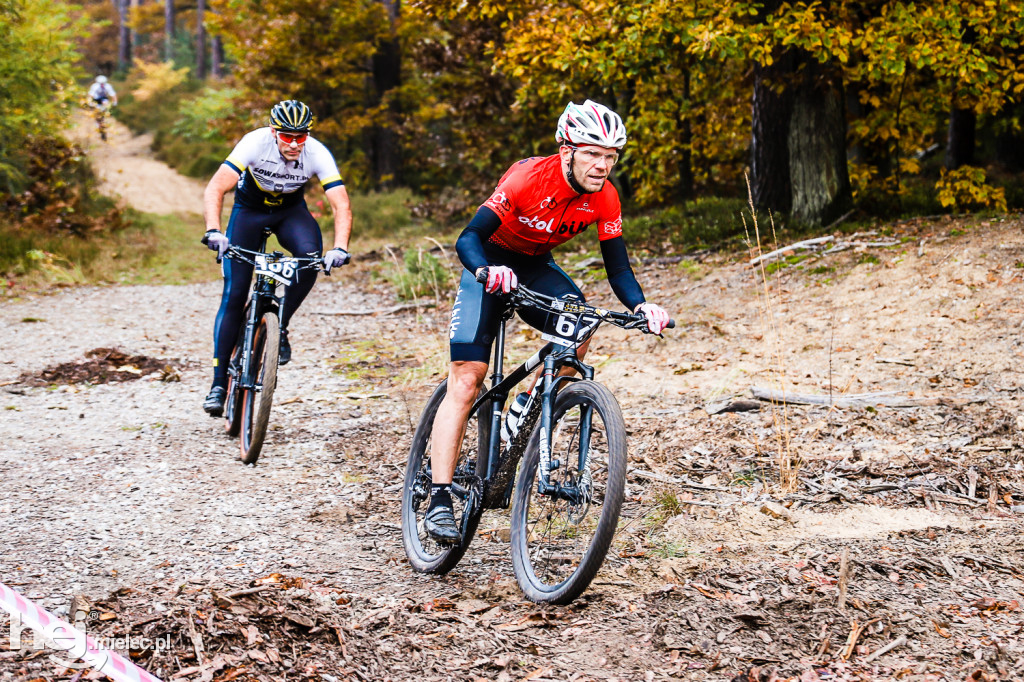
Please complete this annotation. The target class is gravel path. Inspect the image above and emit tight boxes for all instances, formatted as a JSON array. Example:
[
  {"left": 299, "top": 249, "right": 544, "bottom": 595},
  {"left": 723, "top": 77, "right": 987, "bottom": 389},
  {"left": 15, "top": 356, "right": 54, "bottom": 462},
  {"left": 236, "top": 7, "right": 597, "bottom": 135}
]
[{"left": 0, "top": 279, "right": 430, "bottom": 611}]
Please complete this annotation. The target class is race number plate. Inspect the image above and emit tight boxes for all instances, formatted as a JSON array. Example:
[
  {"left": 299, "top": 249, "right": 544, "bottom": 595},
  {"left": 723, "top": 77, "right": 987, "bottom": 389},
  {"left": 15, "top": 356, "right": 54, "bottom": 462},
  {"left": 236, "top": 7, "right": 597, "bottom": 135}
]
[
  {"left": 254, "top": 255, "right": 298, "bottom": 286},
  {"left": 541, "top": 306, "right": 602, "bottom": 348}
]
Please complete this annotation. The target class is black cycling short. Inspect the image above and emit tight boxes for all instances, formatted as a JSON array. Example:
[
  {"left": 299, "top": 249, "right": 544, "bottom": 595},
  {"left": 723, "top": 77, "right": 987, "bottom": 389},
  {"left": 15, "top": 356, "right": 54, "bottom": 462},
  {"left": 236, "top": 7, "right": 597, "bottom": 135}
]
[
  {"left": 211, "top": 201, "right": 322, "bottom": 381},
  {"left": 448, "top": 248, "right": 583, "bottom": 363}
]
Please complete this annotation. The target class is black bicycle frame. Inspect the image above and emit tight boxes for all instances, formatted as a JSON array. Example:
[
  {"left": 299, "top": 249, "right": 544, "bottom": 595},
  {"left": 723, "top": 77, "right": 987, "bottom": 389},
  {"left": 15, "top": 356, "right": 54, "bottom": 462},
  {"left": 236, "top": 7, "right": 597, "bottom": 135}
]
[{"left": 470, "top": 309, "right": 600, "bottom": 508}]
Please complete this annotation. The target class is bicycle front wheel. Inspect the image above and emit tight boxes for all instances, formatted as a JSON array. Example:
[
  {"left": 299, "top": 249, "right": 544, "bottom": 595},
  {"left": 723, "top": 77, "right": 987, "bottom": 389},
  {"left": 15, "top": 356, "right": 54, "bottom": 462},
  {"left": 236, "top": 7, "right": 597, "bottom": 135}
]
[
  {"left": 239, "top": 312, "right": 279, "bottom": 464},
  {"left": 401, "top": 380, "right": 489, "bottom": 574},
  {"left": 510, "top": 381, "right": 627, "bottom": 604},
  {"left": 223, "top": 338, "right": 244, "bottom": 438}
]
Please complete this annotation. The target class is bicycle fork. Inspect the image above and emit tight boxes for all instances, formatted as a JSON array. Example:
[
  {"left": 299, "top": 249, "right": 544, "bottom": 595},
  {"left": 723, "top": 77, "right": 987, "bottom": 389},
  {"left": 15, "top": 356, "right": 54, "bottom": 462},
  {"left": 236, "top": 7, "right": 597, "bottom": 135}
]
[{"left": 535, "top": 353, "right": 595, "bottom": 503}]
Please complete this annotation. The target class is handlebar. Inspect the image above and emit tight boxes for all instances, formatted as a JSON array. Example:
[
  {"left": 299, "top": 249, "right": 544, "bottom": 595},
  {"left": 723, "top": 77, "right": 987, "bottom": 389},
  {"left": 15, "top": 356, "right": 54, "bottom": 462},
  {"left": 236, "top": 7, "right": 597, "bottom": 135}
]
[
  {"left": 474, "top": 267, "right": 675, "bottom": 334},
  {"left": 201, "top": 233, "right": 326, "bottom": 271}
]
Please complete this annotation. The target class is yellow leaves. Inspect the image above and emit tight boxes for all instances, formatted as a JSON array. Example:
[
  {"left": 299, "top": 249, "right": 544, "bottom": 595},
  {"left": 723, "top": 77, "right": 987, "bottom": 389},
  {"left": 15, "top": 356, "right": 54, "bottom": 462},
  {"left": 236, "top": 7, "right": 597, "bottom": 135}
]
[
  {"left": 934, "top": 166, "right": 1008, "bottom": 213},
  {"left": 130, "top": 59, "right": 191, "bottom": 102}
]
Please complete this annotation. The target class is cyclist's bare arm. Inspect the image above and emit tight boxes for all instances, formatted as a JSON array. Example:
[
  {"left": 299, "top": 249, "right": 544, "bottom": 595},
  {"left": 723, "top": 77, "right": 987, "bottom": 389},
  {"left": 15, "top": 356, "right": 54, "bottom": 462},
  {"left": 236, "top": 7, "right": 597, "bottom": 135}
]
[
  {"left": 324, "top": 185, "right": 352, "bottom": 252},
  {"left": 203, "top": 165, "right": 241, "bottom": 233}
]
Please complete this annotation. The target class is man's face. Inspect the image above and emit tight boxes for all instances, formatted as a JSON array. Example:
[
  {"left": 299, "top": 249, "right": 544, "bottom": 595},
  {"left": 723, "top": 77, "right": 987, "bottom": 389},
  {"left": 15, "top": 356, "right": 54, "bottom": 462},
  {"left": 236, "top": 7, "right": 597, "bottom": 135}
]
[
  {"left": 560, "top": 144, "right": 619, "bottom": 193},
  {"left": 273, "top": 129, "right": 307, "bottom": 161}
]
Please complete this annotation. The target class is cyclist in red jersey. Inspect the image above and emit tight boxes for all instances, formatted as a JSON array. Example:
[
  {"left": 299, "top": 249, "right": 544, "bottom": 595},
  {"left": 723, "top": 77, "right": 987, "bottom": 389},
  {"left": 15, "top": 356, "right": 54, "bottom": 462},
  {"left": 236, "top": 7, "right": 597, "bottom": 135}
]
[{"left": 423, "top": 100, "right": 671, "bottom": 543}]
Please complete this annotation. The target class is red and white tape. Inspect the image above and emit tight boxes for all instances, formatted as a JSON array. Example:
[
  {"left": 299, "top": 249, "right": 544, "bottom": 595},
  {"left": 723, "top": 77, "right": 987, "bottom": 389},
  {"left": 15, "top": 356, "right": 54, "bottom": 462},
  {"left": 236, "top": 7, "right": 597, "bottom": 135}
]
[{"left": 0, "top": 581, "right": 163, "bottom": 682}]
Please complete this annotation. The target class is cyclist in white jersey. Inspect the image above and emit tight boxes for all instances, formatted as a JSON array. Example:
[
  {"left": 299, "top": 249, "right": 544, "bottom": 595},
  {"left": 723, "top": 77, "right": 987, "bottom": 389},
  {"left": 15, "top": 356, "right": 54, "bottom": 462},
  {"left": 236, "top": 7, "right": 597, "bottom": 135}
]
[{"left": 201, "top": 100, "right": 353, "bottom": 416}]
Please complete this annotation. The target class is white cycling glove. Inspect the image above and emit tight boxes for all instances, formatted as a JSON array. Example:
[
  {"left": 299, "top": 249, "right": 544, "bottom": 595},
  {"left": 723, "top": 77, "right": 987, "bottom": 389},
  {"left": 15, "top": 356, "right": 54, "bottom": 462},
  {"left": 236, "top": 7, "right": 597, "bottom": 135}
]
[
  {"left": 481, "top": 266, "right": 518, "bottom": 294},
  {"left": 204, "top": 230, "right": 229, "bottom": 259},
  {"left": 323, "top": 248, "right": 351, "bottom": 273},
  {"left": 637, "top": 302, "right": 670, "bottom": 334}
]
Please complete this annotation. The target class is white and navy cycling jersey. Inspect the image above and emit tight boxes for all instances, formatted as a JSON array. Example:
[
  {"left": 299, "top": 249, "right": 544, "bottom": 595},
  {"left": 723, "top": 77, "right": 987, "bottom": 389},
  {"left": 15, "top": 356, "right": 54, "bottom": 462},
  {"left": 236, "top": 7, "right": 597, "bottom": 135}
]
[
  {"left": 88, "top": 82, "right": 116, "bottom": 102},
  {"left": 223, "top": 127, "right": 344, "bottom": 210}
]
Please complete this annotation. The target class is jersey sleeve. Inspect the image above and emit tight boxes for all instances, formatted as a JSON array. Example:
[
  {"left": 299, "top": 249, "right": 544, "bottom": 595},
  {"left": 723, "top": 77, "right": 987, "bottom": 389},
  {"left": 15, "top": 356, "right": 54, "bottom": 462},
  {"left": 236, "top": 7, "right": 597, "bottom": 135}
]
[
  {"left": 223, "top": 131, "right": 262, "bottom": 175},
  {"left": 306, "top": 138, "right": 344, "bottom": 190},
  {"left": 481, "top": 163, "right": 526, "bottom": 221},
  {"left": 595, "top": 188, "right": 623, "bottom": 241}
]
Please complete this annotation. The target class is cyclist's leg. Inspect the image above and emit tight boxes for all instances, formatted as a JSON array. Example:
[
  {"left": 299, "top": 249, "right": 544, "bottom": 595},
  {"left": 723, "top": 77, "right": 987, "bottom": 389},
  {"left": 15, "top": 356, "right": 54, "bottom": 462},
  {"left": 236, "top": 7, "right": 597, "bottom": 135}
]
[
  {"left": 431, "top": 268, "right": 502, "bottom": 483},
  {"left": 272, "top": 202, "right": 322, "bottom": 331},
  {"left": 211, "top": 206, "right": 264, "bottom": 389}
]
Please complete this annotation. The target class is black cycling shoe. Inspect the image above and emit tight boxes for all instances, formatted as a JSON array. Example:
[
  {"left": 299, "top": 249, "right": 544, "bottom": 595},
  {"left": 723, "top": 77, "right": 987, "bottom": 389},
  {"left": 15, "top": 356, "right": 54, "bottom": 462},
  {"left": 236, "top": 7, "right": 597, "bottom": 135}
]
[
  {"left": 278, "top": 330, "right": 291, "bottom": 366},
  {"left": 203, "top": 386, "right": 226, "bottom": 417},
  {"left": 423, "top": 504, "right": 462, "bottom": 545}
]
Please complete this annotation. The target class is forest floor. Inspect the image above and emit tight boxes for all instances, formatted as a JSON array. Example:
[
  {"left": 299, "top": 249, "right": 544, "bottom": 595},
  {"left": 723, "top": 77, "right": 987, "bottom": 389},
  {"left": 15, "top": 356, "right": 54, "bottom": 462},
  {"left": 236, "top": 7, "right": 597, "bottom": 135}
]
[{"left": 1, "top": 116, "right": 1022, "bottom": 682}]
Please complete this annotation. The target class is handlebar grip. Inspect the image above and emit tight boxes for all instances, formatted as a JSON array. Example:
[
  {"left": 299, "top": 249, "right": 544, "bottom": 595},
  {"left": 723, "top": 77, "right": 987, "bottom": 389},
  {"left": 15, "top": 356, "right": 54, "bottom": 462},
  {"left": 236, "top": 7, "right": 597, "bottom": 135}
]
[
  {"left": 667, "top": 319, "right": 676, "bottom": 329},
  {"left": 475, "top": 268, "right": 488, "bottom": 284}
]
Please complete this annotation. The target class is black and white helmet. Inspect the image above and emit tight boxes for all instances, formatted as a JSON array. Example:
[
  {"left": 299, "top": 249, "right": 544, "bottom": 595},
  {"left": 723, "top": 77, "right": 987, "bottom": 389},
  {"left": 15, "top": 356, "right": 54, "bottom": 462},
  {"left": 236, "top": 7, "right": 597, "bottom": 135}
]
[
  {"left": 555, "top": 100, "right": 627, "bottom": 149},
  {"left": 269, "top": 100, "right": 314, "bottom": 132}
]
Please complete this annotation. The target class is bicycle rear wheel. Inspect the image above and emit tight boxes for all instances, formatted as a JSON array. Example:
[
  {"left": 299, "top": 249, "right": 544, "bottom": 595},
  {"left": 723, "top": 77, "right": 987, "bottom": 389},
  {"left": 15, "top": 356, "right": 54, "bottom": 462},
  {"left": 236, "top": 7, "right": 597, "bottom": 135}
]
[
  {"left": 239, "top": 312, "right": 279, "bottom": 464},
  {"left": 510, "top": 381, "right": 627, "bottom": 604},
  {"left": 401, "top": 380, "right": 489, "bottom": 574}
]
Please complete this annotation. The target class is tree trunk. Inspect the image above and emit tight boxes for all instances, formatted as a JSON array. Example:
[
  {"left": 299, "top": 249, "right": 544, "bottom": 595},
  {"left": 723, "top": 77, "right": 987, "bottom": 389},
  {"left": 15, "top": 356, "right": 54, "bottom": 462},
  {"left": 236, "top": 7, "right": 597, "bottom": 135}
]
[
  {"left": 117, "top": 0, "right": 131, "bottom": 70},
  {"left": 211, "top": 36, "right": 224, "bottom": 78},
  {"left": 196, "top": 0, "right": 206, "bottom": 80},
  {"left": 750, "top": 52, "right": 794, "bottom": 215},
  {"left": 369, "top": 0, "right": 401, "bottom": 189},
  {"left": 164, "top": 0, "right": 174, "bottom": 62},
  {"left": 788, "top": 63, "right": 851, "bottom": 227},
  {"left": 672, "top": 69, "right": 694, "bottom": 202},
  {"left": 944, "top": 107, "right": 976, "bottom": 169}
]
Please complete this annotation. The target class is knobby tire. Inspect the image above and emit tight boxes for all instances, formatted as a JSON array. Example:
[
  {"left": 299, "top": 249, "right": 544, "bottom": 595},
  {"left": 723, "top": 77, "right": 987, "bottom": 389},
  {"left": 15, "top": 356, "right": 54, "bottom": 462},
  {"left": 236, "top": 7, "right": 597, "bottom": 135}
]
[
  {"left": 239, "top": 312, "right": 279, "bottom": 464},
  {"left": 510, "top": 381, "right": 627, "bottom": 604},
  {"left": 401, "top": 380, "right": 488, "bottom": 574}
]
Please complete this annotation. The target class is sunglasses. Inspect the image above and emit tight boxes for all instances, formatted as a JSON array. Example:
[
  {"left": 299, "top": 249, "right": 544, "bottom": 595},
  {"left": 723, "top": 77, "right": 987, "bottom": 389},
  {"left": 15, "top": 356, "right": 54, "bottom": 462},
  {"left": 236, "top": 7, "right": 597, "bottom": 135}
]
[{"left": 275, "top": 130, "right": 308, "bottom": 145}]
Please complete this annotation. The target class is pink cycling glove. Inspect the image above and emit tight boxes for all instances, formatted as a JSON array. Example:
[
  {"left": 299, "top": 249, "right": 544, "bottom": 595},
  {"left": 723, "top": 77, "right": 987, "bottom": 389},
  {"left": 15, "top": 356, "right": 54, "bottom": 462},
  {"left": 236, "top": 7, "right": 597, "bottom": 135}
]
[
  {"left": 637, "top": 302, "right": 670, "bottom": 334},
  {"left": 483, "top": 266, "right": 518, "bottom": 294}
]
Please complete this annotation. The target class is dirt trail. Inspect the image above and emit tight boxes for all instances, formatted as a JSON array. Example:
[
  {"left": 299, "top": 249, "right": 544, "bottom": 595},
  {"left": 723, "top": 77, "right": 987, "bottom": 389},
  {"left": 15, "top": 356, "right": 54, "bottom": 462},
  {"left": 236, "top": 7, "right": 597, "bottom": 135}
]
[
  {"left": 66, "top": 110, "right": 205, "bottom": 215},
  {"left": 1, "top": 123, "right": 1022, "bottom": 681}
]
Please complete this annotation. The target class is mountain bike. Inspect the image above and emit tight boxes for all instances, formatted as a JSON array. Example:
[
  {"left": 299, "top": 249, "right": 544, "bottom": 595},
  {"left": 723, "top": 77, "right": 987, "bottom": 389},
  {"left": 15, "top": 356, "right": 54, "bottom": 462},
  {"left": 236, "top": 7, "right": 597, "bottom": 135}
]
[
  {"left": 401, "top": 279, "right": 673, "bottom": 604},
  {"left": 90, "top": 99, "right": 112, "bottom": 141},
  {"left": 205, "top": 228, "right": 323, "bottom": 464}
]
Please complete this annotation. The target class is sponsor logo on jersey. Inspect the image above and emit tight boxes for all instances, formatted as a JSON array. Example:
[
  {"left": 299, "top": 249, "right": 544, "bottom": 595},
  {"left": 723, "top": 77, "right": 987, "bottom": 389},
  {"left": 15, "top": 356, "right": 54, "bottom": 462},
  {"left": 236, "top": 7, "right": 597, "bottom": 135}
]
[
  {"left": 487, "top": 191, "right": 512, "bottom": 213},
  {"left": 518, "top": 214, "right": 555, "bottom": 233},
  {"left": 603, "top": 217, "right": 623, "bottom": 236},
  {"left": 575, "top": 201, "right": 595, "bottom": 214},
  {"left": 540, "top": 195, "right": 557, "bottom": 209}
]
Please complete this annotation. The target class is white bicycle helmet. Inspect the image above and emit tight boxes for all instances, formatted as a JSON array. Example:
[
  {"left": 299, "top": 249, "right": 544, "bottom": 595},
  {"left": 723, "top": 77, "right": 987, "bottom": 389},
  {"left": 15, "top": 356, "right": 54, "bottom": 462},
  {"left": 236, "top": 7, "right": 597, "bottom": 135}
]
[
  {"left": 555, "top": 99, "right": 627, "bottom": 149},
  {"left": 95, "top": 75, "right": 108, "bottom": 83}
]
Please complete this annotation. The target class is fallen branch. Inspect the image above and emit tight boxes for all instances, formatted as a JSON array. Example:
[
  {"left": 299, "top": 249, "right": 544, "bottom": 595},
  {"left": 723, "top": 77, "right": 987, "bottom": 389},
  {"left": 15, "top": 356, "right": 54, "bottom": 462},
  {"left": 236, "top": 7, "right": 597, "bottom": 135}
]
[
  {"left": 837, "top": 548, "right": 851, "bottom": 610},
  {"left": 749, "top": 236, "right": 834, "bottom": 266},
  {"left": 840, "top": 618, "right": 879, "bottom": 661},
  {"left": 863, "top": 634, "right": 908, "bottom": 663},
  {"left": 749, "top": 386, "right": 988, "bottom": 409},
  {"left": 314, "top": 301, "right": 436, "bottom": 316}
]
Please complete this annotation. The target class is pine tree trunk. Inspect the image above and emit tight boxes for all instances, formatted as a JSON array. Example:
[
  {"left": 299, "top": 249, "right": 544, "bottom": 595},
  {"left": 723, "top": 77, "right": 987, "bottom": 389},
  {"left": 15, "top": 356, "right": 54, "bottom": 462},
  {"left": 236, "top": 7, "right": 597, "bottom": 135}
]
[
  {"left": 196, "top": 0, "right": 206, "bottom": 80},
  {"left": 164, "top": 0, "right": 174, "bottom": 62},
  {"left": 788, "top": 64, "right": 851, "bottom": 227},
  {"left": 944, "top": 107, "right": 976, "bottom": 169}
]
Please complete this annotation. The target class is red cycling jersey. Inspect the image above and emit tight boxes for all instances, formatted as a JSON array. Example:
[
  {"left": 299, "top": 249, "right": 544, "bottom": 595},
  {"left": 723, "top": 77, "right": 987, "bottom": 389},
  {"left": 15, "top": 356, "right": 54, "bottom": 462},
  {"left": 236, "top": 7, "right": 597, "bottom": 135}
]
[{"left": 481, "top": 154, "right": 622, "bottom": 257}]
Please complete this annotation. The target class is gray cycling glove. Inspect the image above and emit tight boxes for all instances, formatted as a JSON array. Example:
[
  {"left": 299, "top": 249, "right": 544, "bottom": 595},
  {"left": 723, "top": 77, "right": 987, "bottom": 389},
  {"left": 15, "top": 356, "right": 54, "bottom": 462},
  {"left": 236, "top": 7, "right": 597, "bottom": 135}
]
[
  {"left": 204, "top": 230, "right": 229, "bottom": 259},
  {"left": 323, "top": 248, "right": 351, "bottom": 273}
]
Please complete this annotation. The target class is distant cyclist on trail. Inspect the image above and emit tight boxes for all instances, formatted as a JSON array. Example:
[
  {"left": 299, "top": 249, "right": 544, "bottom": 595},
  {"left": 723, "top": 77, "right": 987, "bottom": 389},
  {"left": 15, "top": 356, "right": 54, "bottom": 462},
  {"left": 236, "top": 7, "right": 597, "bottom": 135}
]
[
  {"left": 201, "top": 99, "right": 353, "bottom": 417},
  {"left": 88, "top": 75, "right": 117, "bottom": 107},
  {"left": 423, "top": 99, "right": 671, "bottom": 544}
]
